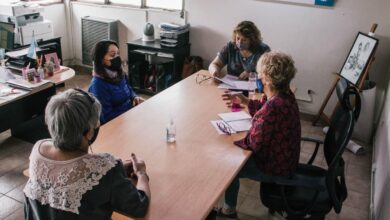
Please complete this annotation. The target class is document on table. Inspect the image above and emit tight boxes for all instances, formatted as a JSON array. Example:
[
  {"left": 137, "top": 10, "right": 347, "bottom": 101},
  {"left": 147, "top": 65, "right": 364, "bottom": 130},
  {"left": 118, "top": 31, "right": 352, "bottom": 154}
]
[
  {"left": 211, "top": 120, "right": 237, "bottom": 135},
  {"left": 6, "top": 78, "right": 51, "bottom": 91},
  {"left": 214, "top": 75, "right": 238, "bottom": 87},
  {"left": 215, "top": 75, "right": 256, "bottom": 91},
  {"left": 211, "top": 111, "right": 252, "bottom": 134},
  {"left": 218, "top": 111, "right": 251, "bottom": 122},
  {"left": 0, "top": 83, "right": 28, "bottom": 103}
]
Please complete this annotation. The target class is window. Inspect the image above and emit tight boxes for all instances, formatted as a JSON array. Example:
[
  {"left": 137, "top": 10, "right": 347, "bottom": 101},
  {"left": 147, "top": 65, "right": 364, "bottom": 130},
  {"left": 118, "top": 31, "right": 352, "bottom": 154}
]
[
  {"left": 77, "top": 0, "right": 105, "bottom": 3},
  {"left": 146, "top": 0, "right": 182, "bottom": 10},
  {"left": 110, "top": 0, "right": 141, "bottom": 6},
  {"left": 1, "top": 0, "right": 62, "bottom": 3},
  {"left": 76, "top": 0, "right": 183, "bottom": 10}
]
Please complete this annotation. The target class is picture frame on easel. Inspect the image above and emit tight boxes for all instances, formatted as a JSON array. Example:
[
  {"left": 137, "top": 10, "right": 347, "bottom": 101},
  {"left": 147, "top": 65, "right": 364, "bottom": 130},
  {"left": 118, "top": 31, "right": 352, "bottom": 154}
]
[{"left": 339, "top": 32, "right": 378, "bottom": 86}]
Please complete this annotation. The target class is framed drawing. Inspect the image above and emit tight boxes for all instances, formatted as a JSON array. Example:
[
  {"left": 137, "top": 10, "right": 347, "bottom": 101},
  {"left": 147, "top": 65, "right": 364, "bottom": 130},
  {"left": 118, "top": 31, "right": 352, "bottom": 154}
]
[
  {"left": 340, "top": 32, "right": 378, "bottom": 86},
  {"left": 44, "top": 52, "right": 60, "bottom": 71}
]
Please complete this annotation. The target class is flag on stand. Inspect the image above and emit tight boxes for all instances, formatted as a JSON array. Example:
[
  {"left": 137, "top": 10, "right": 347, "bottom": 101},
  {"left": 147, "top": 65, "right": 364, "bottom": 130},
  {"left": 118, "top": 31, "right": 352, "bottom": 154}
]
[{"left": 27, "top": 32, "right": 38, "bottom": 59}]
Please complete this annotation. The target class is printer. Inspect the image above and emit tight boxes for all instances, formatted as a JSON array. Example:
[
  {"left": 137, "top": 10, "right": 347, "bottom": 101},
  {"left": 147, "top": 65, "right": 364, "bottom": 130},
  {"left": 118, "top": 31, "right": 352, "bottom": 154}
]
[{"left": 0, "top": 1, "right": 53, "bottom": 46}]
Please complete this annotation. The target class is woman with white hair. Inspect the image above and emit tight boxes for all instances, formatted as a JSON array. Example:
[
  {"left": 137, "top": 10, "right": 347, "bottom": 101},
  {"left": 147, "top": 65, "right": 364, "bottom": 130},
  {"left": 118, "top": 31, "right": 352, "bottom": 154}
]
[{"left": 24, "top": 88, "right": 150, "bottom": 219}]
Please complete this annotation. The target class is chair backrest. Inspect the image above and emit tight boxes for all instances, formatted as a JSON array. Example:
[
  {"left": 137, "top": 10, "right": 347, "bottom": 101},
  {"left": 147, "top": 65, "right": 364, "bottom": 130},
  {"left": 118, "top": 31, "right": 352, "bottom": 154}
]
[{"left": 323, "top": 86, "right": 361, "bottom": 213}]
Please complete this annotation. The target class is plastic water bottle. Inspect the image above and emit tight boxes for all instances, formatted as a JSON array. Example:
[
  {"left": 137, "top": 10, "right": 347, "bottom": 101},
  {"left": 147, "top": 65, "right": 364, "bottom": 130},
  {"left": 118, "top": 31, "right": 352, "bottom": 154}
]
[
  {"left": 166, "top": 119, "right": 176, "bottom": 143},
  {"left": 37, "top": 67, "right": 44, "bottom": 80}
]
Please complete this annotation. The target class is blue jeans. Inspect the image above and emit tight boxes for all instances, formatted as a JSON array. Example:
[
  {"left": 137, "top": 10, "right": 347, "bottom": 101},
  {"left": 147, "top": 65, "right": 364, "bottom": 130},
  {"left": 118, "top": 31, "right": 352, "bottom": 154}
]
[{"left": 224, "top": 156, "right": 276, "bottom": 208}]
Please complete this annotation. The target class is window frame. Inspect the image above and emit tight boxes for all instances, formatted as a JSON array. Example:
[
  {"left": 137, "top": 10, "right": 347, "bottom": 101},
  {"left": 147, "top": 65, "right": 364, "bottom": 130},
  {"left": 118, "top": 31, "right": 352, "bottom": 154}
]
[{"left": 74, "top": 0, "right": 183, "bottom": 11}]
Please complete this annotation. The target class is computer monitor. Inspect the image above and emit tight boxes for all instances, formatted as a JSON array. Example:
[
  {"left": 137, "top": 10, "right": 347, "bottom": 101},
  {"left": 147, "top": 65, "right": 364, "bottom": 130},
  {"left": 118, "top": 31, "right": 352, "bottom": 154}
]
[{"left": 0, "top": 21, "right": 15, "bottom": 51}]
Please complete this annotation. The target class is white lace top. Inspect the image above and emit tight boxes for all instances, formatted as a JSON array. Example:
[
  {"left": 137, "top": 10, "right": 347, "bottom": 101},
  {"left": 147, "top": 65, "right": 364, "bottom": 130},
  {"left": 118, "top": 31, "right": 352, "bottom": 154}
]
[{"left": 24, "top": 140, "right": 117, "bottom": 214}]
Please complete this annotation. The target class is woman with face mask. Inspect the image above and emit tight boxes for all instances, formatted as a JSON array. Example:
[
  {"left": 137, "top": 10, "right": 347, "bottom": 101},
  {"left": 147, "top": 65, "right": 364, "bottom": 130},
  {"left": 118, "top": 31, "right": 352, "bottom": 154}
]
[
  {"left": 88, "top": 40, "right": 144, "bottom": 124},
  {"left": 24, "top": 89, "right": 151, "bottom": 219},
  {"left": 208, "top": 21, "right": 270, "bottom": 80}
]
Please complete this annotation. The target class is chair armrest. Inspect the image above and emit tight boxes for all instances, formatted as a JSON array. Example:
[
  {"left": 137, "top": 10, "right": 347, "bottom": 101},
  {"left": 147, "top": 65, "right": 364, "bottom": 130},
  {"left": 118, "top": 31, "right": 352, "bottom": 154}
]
[{"left": 301, "top": 137, "right": 324, "bottom": 165}]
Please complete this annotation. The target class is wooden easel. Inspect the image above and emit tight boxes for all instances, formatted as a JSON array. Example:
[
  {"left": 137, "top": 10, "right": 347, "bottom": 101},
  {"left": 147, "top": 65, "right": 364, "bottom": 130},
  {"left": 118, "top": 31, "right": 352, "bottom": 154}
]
[{"left": 312, "top": 24, "right": 378, "bottom": 126}]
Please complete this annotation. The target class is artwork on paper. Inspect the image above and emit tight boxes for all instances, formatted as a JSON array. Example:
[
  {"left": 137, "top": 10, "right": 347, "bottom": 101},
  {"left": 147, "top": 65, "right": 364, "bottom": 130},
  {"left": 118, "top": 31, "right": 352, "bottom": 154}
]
[{"left": 340, "top": 32, "right": 378, "bottom": 86}]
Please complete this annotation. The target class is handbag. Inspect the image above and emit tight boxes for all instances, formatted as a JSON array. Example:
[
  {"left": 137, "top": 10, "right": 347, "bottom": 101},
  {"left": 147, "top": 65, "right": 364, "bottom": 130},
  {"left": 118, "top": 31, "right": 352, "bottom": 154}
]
[{"left": 182, "top": 56, "right": 204, "bottom": 79}]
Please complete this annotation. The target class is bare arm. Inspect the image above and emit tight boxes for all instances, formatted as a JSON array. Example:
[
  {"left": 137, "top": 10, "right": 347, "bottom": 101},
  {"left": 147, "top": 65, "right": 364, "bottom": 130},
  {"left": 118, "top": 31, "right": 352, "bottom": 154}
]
[{"left": 208, "top": 56, "right": 225, "bottom": 78}]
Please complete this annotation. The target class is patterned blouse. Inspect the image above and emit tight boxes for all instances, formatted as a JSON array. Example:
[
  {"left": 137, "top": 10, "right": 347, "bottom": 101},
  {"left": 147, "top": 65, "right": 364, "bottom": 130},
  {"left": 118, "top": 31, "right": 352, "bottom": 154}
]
[
  {"left": 217, "top": 41, "right": 270, "bottom": 77},
  {"left": 24, "top": 140, "right": 149, "bottom": 219},
  {"left": 237, "top": 91, "right": 301, "bottom": 176}
]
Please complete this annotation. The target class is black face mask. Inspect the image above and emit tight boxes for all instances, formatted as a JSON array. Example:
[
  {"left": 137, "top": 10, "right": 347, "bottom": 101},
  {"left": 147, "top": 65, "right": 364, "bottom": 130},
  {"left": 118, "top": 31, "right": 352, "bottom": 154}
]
[
  {"left": 107, "top": 56, "right": 122, "bottom": 71},
  {"left": 88, "top": 127, "right": 100, "bottom": 146}
]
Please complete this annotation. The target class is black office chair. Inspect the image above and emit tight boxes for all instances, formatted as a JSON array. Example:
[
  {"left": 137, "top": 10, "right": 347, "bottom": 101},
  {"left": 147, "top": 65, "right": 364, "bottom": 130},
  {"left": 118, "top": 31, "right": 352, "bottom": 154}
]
[{"left": 260, "top": 86, "right": 361, "bottom": 220}]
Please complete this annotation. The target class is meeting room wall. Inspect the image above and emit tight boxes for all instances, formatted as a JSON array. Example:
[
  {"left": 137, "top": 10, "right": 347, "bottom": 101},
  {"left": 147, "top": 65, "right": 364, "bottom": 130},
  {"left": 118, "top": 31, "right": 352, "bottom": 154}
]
[
  {"left": 40, "top": 4, "right": 72, "bottom": 65},
  {"left": 68, "top": 2, "right": 184, "bottom": 66},
  {"left": 66, "top": 0, "right": 389, "bottom": 117},
  {"left": 186, "top": 0, "right": 390, "bottom": 118}
]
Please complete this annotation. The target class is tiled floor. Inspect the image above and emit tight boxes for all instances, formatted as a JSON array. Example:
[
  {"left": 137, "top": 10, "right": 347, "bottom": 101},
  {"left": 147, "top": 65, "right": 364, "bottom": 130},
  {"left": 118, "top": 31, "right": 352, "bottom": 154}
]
[{"left": 0, "top": 72, "right": 372, "bottom": 219}]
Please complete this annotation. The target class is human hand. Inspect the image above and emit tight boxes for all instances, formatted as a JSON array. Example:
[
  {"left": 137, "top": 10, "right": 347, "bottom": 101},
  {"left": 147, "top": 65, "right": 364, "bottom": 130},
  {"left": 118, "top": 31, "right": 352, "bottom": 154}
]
[
  {"left": 130, "top": 153, "right": 147, "bottom": 177},
  {"left": 133, "top": 96, "right": 144, "bottom": 106},
  {"left": 221, "top": 91, "right": 249, "bottom": 107},
  {"left": 212, "top": 71, "right": 225, "bottom": 79},
  {"left": 238, "top": 71, "right": 249, "bottom": 80},
  {"left": 123, "top": 160, "right": 135, "bottom": 178}
]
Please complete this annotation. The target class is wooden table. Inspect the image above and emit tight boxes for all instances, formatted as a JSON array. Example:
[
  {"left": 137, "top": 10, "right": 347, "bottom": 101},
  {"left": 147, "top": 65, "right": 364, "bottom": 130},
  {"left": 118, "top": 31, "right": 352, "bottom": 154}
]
[{"left": 93, "top": 70, "right": 251, "bottom": 220}]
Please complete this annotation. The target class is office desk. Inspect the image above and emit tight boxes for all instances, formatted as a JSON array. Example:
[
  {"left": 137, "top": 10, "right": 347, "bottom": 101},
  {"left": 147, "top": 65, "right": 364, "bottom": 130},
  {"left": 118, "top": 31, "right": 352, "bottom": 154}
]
[
  {"left": 45, "top": 66, "right": 75, "bottom": 86},
  {"left": 0, "top": 67, "right": 75, "bottom": 142},
  {"left": 93, "top": 70, "right": 251, "bottom": 220}
]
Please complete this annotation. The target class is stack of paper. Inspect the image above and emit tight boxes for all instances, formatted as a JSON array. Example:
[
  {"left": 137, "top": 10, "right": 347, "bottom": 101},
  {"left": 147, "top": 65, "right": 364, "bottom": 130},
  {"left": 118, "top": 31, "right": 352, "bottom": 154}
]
[
  {"left": 211, "top": 111, "right": 252, "bottom": 135},
  {"left": 6, "top": 78, "right": 51, "bottom": 91},
  {"left": 218, "top": 111, "right": 252, "bottom": 132},
  {"left": 215, "top": 75, "right": 256, "bottom": 91}
]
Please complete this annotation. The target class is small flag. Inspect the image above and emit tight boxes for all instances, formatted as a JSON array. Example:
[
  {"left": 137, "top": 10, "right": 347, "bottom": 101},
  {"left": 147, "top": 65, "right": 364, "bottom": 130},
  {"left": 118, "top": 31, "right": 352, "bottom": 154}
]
[{"left": 27, "top": 32, "right": 38, "bottom": 59}]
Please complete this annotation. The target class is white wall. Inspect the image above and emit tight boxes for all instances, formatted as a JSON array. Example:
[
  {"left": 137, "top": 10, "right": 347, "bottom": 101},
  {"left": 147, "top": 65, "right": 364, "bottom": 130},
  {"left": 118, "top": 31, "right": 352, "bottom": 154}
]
[
  {"left": 64, "top": 0, "right": 390, "bottom": 117},
  {"left": 41, "top": 4, "right": 72, "bottom": 64},
  {"left": 187, "top": 0, "right": 390, "bottom": 116},
  {"left": 69, "top": 2, "right": 184, "bottom": 64}
]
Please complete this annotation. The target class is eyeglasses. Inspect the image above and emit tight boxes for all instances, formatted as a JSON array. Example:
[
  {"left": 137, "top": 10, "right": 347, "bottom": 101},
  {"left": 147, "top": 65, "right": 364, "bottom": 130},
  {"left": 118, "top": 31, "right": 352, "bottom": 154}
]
[
  {"left": 74, "top": 88, "right": 95, "bottom": 104},
  {"left": 195, "top": 74, "right": 212, "bottom": 84},
  {"left": 217, "top": 122, "right": 232, "bottom": 135}
]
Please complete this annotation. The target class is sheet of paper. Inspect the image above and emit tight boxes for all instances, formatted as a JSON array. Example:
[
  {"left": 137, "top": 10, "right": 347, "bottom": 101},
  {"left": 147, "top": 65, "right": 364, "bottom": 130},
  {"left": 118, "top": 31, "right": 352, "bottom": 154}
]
[
  {"left": 217, "top": 83, "right": 236, "bottom": 90},
  {"left": 214, "top": 75, "right": 239, "bottom": 87},
  {"left": 227, "top": 119, "right": 251, "bottom": 132},
  {"left": 218, "top": 111, "right": 252, "bottom": 122},
  {"left": 0, "top": 83, "right": 28, "bottom": 104},
  {"left": 234, "top": 81, "right": 257, "bottom": 91},
  {"left": 211, "top": 120, "right": 237, "bottom": 135},
  {"left": 0, "top": 67, "right": 15, "bottom": 83},
  {"left": 5, "top": 47, "right": 42, "bottom": 58}
]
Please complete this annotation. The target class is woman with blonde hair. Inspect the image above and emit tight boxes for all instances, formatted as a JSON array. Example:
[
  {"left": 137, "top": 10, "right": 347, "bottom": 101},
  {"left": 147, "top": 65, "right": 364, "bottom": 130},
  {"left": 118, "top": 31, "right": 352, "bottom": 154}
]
[{"left": 217, "top": 51, "right": 301, "bottom": 218}]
